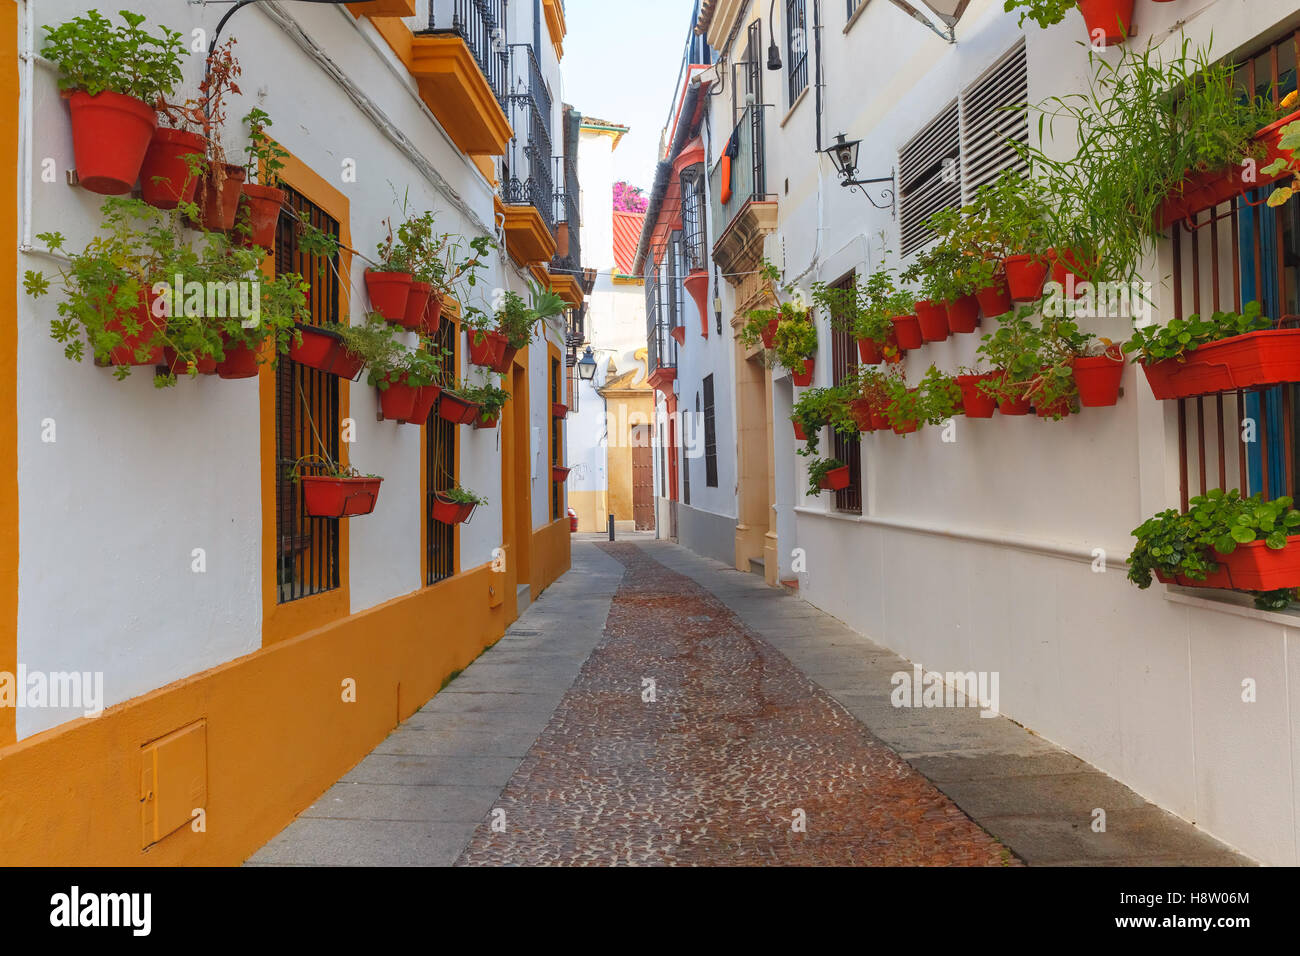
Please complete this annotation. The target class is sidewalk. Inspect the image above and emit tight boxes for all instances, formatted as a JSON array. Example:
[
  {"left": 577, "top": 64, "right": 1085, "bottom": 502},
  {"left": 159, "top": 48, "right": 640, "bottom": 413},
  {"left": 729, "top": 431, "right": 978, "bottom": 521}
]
[{"left": 248, "top": 538, "right": 1251, "bottom": 866}]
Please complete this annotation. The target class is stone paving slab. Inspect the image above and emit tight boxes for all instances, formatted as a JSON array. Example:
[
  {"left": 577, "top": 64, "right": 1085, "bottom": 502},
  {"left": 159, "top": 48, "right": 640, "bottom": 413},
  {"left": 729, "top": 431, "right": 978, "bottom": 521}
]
[{"left": 643, "top": 540, "right": 1253, "bottom": 866}]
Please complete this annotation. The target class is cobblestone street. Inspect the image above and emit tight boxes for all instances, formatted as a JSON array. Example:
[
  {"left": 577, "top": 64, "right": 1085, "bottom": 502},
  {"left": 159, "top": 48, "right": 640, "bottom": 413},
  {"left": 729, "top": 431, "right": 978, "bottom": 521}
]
[{"left": 251, "top": 538, "right": 1249, "bottom": 867}]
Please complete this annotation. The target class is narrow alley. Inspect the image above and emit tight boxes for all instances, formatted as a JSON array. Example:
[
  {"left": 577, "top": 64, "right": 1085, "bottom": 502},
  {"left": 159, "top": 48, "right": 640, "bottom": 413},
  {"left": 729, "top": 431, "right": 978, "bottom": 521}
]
[{"left": 250, "top": 539, "right": 1248, "bottom": 867}]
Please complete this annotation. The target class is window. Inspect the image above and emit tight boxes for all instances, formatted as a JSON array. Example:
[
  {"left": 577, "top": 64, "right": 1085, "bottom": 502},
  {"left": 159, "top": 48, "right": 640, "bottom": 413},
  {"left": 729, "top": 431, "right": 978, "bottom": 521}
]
[
  {"left": 274, "top": 187, "right": 342, "bottom": 605},
  {"left": 703, "top": 374, "right": 718, "bottom": 487},
  {"left": 786, "top": 0, "right": 809, "bottom": 106},
  {"left": 899, "top": 101, "right": 960, "bottom": 255},
  {"left": 551, "top": 354, "right": 562, "bottom": 521},
  {"left": 828, "top": 274, "right": 862, "bottom": 514},
  {"left": 684, "top": 394, "right": 695, "bottom": 506},
  {"left": 426, "top": 317, "right": 457, "bottom": 585},
  {"left": 846, "top": 0, "right": 866, "bottom": 20},
  {"left": 681, "top": 168, "right": 708, "bottom": 273}
]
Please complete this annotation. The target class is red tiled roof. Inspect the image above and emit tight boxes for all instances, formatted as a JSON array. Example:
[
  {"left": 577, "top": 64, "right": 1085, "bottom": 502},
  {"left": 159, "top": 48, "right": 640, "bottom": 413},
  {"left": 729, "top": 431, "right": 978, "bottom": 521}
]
[{"left": 612, "top": 210, "right": 645, "bottom": 277}]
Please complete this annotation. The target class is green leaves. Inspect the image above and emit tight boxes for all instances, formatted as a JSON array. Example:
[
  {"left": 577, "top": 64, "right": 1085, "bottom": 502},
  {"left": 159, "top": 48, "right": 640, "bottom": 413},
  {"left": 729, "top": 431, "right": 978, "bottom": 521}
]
[
  {"left": 1124, "top": 301, "right": 1270, "bottom": 363},
  {"left": 42, "top": 11, "right": 186, "bottom": 102}
]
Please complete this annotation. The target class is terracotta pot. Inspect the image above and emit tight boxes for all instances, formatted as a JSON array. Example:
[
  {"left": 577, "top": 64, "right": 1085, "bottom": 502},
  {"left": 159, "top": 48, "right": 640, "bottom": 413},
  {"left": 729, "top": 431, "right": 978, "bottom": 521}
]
[
  {"left": 945, "top": 295, "right": 980, "bottom": 334},
  {"left": 760, "top": 319, "right": 778, "bottom": 349},
  {"left": 790, "top": 357, "right": 815, "bottom": 387},
  {"left": 67, "top": 90, "right": 158, "bottom": 195},
  {"left": 1141, "top": 330, "right": 1300, "bottom": 400},
  {"left": 432, "top": 493, "right": 476, "bottom": 526},
  {"left": 1216, "top": 537, "right": 1300, "bottom": 591},
  {"left": 914, "top": 300, "right": 950, "bottom": 342},
  {"left": 104, "top": 288, "right": 165, "bottom": 367},
  {"left": 1004, "top": 254, "right": 1049, "bottom": 302},
  {"left": 857, "top": 338, "right": 883, "bottom": 365},
  {"left": 410, "top": 384, "right": 442, "bottom": 424},
  {"left": 467, "top": 330, "right": 498, "bottom": 368},
  {"left": 1072, "top": 350, "right": 1125, "bottom": 407},
  {"left": 238, "top": 183, "right": 285, "bottom": 252},
  {"left": 162, "top": 346, "right": 218, "bottom": 377},
  {"left": 955, "top": 373, "right": 997, "bottom": 419},
  {"left": 437, "top": 390, "right": 482, "bottom": 425},
  {"left": 975, "top": 276, "right": 1013, "bottom": 318},
  {"left": 552, "top": 402, "right": 569, "bottom": 419},
  {"left": 288, "top": 324, "right": 364, "bottom": 381},
  {"left": 216, "top": 334, "right": 262, "bottom": 380},
  {"left": 139, "top": 127, "right": 206, "bottom": 209},
  {"left": 552, "top": 465, "right": 572, "bottom": 482},
  {"left": 474, "top": 408, "right": 500, "bottom": 429},
  {"left": 1077, "top": 0, "right": 1135, "bottom": 45},
  {"left": 793, "top": 421, "right": 808, "bottom": 442},
  {"left": 194, "top": 163, "right": 246, "bottom": 232},
  {"left": 378, "top": 375, "right": 420, "bottom": 423},
  {"left": 890, "top": 314, "right": 923, "bottom": 351},
  {"left": 300, "top": 476, "right": 383, "bottom": 518},
  {"left": 1049, "top": 248, "right": 1093, "bottom": 299},
  {"left": 365, "top": 270, "right": 413, "bottom": 324},
  {"left": 423, "top": 294, "right": 444, "bottom": 335},
  {"left": 818, "top": 465, "right": 851, "bottom": 491},
  {"left": 493, "top": 341, "right": 518, "bottom": 373},
  {"left": 850, "top": 398, "right": 876, "bottom": 432}
]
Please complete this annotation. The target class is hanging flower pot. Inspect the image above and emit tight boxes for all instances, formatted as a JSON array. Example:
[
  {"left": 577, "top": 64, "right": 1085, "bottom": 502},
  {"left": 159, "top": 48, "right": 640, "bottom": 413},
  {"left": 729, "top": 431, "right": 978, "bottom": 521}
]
[
  {"left": 1076, "top": 0, "right": 1135, "bottom": 46},
  {"left": 139, "top": 127, "right": 206, "bottom": 209},
  {"left": 670, "top": 325, "right": 687, "bottom": 346},
  {"left": 103, "top": 288, "right": 165, "bottom": 367},
  {"left": 194, "top": 163, "right": 247, "bottom": 233},
  {"left": 760, "top": 319, "right": 779, "bottom": 349},
  {"left": 162, "top": 346, "right": 218, "bottom": 377},
  {"left": 67, "top": 90, "right": 158, "bottom": 195},
  {"left": 410, "top": 384, "right": 442, "bottom": 424},
  {"left": 975, "top": 275, "right": 1013, "bottom": 318},
  {"left": 438, "top": 390, "right": 482, "bottom": 425},
  {"left": 378, "top": 375, "right": 420, "bottom": 423},
  {"left": 818, "top": 466, "right": 851, "bottom": 491},
  {"left": 1141, "top": 329, "right": 1300, "bottom": 400},
  {"left": 492, "top": 342, "right": 518, "bottom": 374},
  {"left": 467, "top": 330, "right": 498, "bottom": 368},
  {"left": 423, "top": 294, "right": 444, "bottom": 335},
  {"left": 552, "top": 465, "right": 572, "bottom": 482},
  {"left": 399, "top": 281, "right": 432, "bottom": 332},
  {"left": 793, "top": 420, "right": 808, "bottom": 442},
  {"left": 914, "top": 300, "right": 950, "bottom": 342},
  {"left": 431, "top": 492, "right": 477, "bottom": 526},
  {"left": 857, "top": 337, "right": 883, "bottom": 365},
  {"left": 870, "top": 409, "right": 891, "bottom": 431},
  {"left": 1048, "top": 248, "right": 1093, "bottom": 299},
  {"left": 365, "top": 270, "right": 413, "bottom": 324},
  {"left": 474, "top": 407, "right": 500, "bottom": 429},
  {"left": 790, "top": 357, "right": 815, "bottom": 387},
  {"left": 288, "top": 324, "right": 365, "bottom": 381},
  {"left": 890, "top": 314, "right": 924, "bottom": 351},
  {"left": 552, "top": 402, "right": 569, "bottom": 419},
  {"left": 216, "top": 334, "right": 262, "bottom": 380},
  {"left": 1072, "top": 349, "right": 1125, "bottom": 407},
  {"left": 850, "top": 398, "right": 876, "bottom": 432},
  {"left": 1035, "top": 394, "right": 1074, "bottom": 419},
  {"left": 1154, "top": 566, "right": 1235, "bottom": 590},
  {"left": 944, "top": 295, "right": 980, "bottom": 334},
  {"left": 301, "top": 475, "right": 383, "bottom": 518},
  {"left": 1004, "top": 254, "right": 1049, "bottom": 302},
  {"left": 955, "top": 373, "right": 997, "bottom": 419},
  {"left": 892, "top": 418, "right": 919, "bottom": 435},
  {"left": 238, "top": 183, "right": 285, "bottom": 252}
]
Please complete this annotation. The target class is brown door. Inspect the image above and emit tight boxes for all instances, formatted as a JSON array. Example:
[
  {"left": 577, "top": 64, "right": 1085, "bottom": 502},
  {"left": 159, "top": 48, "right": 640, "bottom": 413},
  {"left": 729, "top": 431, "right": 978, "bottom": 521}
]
[{"left": 632, "top": 425, "right": 655, "bottom": 531}]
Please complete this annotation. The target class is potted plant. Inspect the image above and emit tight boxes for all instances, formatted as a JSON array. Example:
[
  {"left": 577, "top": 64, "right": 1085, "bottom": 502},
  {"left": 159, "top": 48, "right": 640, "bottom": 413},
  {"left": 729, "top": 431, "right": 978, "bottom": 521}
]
[
  {"left": 972, "top": 171, "right": 1053, "bottom": 303},
  {"left": 1004, "top": 0, "right": 1134, "bottom": 45},
  {"left": 142, "top": 96, "right": 206, "bottom": 211},
  {"left": 460, "top": 380, "right": 510, "bottom": 428},
  {"left": 438, "top": 386, "right": 484, "bottom": 425},
  {"left": 814, "top": 270, "right": 898, "bottom": 365},
  {"left": 426, "top": 235, "right": 494, "bottom": 335},
  {"left": 954, "top": 366, "right": 999, "bottom": 419},
  {"left": 366, "top": 213, "right": 415, "bottom": 323},
  {"left": 553, "top": 465, "right": 573, "bottom": 482},
  {"left": 237, "top": 107, "right": 289, "bottom": 253},
  {"left": 290, "top": 456, "right": 383, "bottom": 519},
  {"left": 771, "top": 305, "right": 819, "bottom": 385},
  {"left": 883, "top": 365, "right": 962, "bottom": 434},
  {"left": 807, "top": 457, "right": 849, "bottom": 497},
  {"left": 297, "top": 311, "right": 390, "bottom": 384},
  {"left": 369, "top": 341, "right": 450, "bottom": 424},
  {"left": 1129, "top": 490, "right": 1300, "bottom": 607},
  {"left": 1123, "top": 301, "right": 1286, "bottom": 400},
  {"left": 791, "top": 383, "right": 855, "bottom": 455},
  {"left": 191, "top": 39, "right": 247, "bottom": 233},
  {"left": 495, "top": 282, "right": 566, "bottom": 371},
  {"left": 432, "top": 487, "right": 487, "bottom": 525},
  {"left": 42, "top": 10, "right": 186, "bottom": 196},
  {"left": 924, "top": 205, "right": 1004, "bottom": 329},
  {"left": 1070, "top": 339, "right": 1125, "bottom": 407}
]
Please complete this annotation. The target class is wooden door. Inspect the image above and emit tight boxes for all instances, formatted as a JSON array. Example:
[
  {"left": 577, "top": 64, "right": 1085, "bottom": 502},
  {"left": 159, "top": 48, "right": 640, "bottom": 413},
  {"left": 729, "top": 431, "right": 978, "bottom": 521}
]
[{"left": 632, "top": 425, "right": 655, "bottom": 531}]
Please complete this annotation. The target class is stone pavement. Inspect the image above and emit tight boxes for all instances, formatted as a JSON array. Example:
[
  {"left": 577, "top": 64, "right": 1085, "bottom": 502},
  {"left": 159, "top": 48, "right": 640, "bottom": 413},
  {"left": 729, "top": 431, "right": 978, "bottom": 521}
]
[{"left": 249, "top": 538, "right": 1252, "bottom": 866}]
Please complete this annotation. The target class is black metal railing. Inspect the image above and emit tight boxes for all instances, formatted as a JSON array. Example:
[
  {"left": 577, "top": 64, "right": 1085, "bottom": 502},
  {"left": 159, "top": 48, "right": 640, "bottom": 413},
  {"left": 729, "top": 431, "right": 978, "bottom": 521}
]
[
  {"left": 681, "top": 165, "right": 707, "bottom": 273},
  {"left": 504, "top": 89, "right": 555, "bottom": 234},
  {"left": 509, "top": 43, "right": 551, "bottom": 142},
  {"left": 424, "top": 0, "right": 510, "bottom": 112},
  {"left": 645, "top": 254, "right": 677, "bottom": 375},
  {"left": 426, "top": 315, "right": 457, "bottom": 584},
  {"left": 552, "top": 154, "right": 581, "bottom": 273},
  {"left": 709, "top": 105, "right": 772, "bottom": 245}
]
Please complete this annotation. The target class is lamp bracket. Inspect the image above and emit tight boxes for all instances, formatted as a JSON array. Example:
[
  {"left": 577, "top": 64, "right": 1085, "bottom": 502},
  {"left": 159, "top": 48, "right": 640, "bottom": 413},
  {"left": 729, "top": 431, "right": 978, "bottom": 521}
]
[{"left": 840, "top": 174, "right": 896, "bottom": 214}]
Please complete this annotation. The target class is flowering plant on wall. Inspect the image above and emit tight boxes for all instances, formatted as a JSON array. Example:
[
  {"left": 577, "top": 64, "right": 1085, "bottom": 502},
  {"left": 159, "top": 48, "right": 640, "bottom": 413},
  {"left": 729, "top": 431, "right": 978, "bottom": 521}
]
[{"left": 613, "top": 181, "right": 648, "bottom": 214}]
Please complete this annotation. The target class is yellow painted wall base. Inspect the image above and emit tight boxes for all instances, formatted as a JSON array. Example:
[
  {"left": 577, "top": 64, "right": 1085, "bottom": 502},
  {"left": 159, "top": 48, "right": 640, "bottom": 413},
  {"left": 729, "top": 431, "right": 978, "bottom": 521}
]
[
  {"left": 569, "top": 489, "right": 609, "bottom": 533},
  {"left": 529, "top": 517, "right": 572, "bottom": 600},
  {"left": 0, "top": 564, "right": 508, "bottom": 866}
]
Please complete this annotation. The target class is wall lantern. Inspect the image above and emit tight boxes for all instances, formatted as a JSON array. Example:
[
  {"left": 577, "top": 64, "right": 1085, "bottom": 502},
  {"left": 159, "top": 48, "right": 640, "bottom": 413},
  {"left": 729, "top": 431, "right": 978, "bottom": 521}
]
[
  {"left": 821, "top": 133, "right": 896, "bottom": 213},
  {"left": 886, "top": 0, "right": 964, "bottom": 44},
  {"left": 766, "top": 0, "right": 783, "bottom": 70},
  {"left": 577, "top": 346, "right": 599, "bottom": 382}
]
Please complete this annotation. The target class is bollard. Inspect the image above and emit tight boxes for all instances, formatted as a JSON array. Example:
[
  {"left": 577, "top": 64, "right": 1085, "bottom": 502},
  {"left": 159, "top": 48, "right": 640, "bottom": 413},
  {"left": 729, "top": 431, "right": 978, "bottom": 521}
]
[{"left": 608, "top": 514, "right": 615, "bottom": 542}]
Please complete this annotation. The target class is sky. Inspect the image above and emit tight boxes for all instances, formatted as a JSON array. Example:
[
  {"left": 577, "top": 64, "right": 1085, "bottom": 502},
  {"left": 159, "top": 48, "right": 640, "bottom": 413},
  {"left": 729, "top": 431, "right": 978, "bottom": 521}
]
[{"left": 562, "top": 0, "right": 702, "bottom": 193}]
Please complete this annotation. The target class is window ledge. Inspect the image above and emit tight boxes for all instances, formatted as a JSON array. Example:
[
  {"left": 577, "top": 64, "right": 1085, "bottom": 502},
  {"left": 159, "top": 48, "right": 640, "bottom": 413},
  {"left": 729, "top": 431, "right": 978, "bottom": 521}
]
[
  {"left": 781, "top": 87, "right": 809, "bottom": 128},
  {"left": 1163, "top": 586, "right": 1300, "bottom": 627}
]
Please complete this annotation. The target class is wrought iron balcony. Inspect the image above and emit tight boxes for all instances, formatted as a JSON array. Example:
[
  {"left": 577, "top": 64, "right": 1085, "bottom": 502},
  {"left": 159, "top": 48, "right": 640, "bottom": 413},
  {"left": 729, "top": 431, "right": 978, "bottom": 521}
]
[
  {"left": 552, "top": 154, "right": 581, "bottom": 274},
  {"left": 709, "top": 104, "right": 777, "bottom": 278},
  {"left": 509, "top": 44, "right": 552, "bottom": 143},
  {"left": 645, "top": 249, "right": 679, "bottom": 377},
  {"left": 423, "top": 0, "right": 510, "bottom": 112},
  {"left": 504, "top": 83, "right": 555, "bottom": 235}
]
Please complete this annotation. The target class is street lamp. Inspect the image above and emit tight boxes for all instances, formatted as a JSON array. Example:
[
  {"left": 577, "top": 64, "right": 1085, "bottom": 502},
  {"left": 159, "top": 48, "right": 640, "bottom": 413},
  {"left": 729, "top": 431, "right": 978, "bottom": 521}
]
[
  {"left": 766, "top": 0, "right": 783, "bottom": 71},
  {"left": 576, "top": 346, "right": 598, "bottom": 382},
  {"left": 821, "top": 133, "right": 896, "bottom": 212}
]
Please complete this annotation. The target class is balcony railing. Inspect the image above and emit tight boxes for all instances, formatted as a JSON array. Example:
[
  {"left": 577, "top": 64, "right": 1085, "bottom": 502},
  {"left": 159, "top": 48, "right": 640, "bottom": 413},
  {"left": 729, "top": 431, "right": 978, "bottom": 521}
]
[
  {"left": 552, "top": 154, "right": 581, "bottom": 274},
  {"left": 709, "top": 104, "right": 773, "bottom": 245},
  {"left": 645, "top": 256, "right": 677, "bottom": 376},
  {"left": 423, "top": 0, "right": 510, "bottom": 112},
  {"left": 504, "top": 89, "right": 555, "bottom": 234},
  {"left": 509, "top": 44, "right": 551, "bottom": 143}
]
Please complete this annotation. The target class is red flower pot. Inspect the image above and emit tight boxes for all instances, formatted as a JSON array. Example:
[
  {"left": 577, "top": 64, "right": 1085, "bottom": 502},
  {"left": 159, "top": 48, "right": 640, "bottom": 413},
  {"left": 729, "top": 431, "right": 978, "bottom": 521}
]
[
  {"left": 760, "top": 319, "right": 778, "bottom": 349},
  {"left": 397, "top": 281, "right": 432, "bottom": 333},
  {"left": 194, "top": 163, "right": 246, "bottom": 232},
  {"left": 67, "top": 90, "right": 158, "bottom": 195},
  {"left": 301, "top": 476, "right": 383, "bottom": 518},
  {"left": 892, "top": 419, "right": 919, "bottom": 435},
  {"left": 238, "top": 183, "right": 285, "bottom": 252},
  {"left": 1154, "top": 567, "right": 1234, "bottom": 590},
  {"left": 818, "top": 466, "right": 851, "bottom": 491},
  {"left": 493, "top": 341, "right": 518, "bottom": 373},
  {"left": 365, "top": 270, "right": 413, "bottom": 324},
  {"left": 1035, "top": 397, "right": 1073, "bottom": 419},
  {"left": 1141, "top": 329, "right": 1300, "bottom": 400},
  {"left": 288, "top": 325, "right": 364, "bottom": 381},
  {"left": 410, "top": 384, "right": 442, "bottom": 424},
  {"left": 438, "top": 390, "right": 482, "bottom": 425},
  {"left": 1072, "top": 351, "right": 1125, "bottom": 407},
  {"left": 945, "top": 295, "right": 980, "bottom": 334},
  {"left": 975, "top": 276, "right": 1013, "bottom": 318},
  {"left": 1048, "top": 248, "right": 1093, "bottom": 299},
  {"left": 793, "top": 421, "right": 808, "bottom": 442},
  {"left": 432, "top": 493, "right": 477, "bottom": 526},
  {"left": 216, "top": 335, "right": 261, "bottom": 380},
  {"left": 1004, "top": 254, "right": 1049, "bottom": 302},
  {"left": 467, "top": 330, "right": 497, "bottom": 368},
  {"left": 997, "top": 383, "right": 1032, "bottom": 415},
  {"left": 552, "top": 402, "right": 569, "bottom": 419},
  {"left": 140, "top": 127, "right": 206, "bottom": 210},
  {"left": 423, "top": 294, "right": 444, "bottom": 335},
  {"left": 790, "top": 357, "right": 815, "bottom": 387},
  {"left": 162, "top": 347, "right": 218, "bottom": 377},
  {"left": 1218, "top": 538, "right": 1300, "bottom": 591},
  {"left": 378, "top": 376, "right": 420, "bottom": 423},
  {"left": 955, "top": 373, "right": 997, "bottom": 419},
  {"left": 474, "top": 408, "right": 500, "bottom": 429},
  {"left": 850, "top": 398, "right": 876, "bottom": 432},
  {"left": 1077, "top": 0, "right": 1135, "bottom": 45},
  {"left": 104, "top": 289, "right": 165, "bottom": 367},
  {"left": 553, "top": 465, "right": 572, "bottom": 482},
  {"left": 870, "top": 410, "right": 890, "bottom": 430},
  {"left": 914, "top": 300, "right": 950, "bottom": 342},
  {"left": 890, "top": 314, "right": 923, "bottom": 351},
  {"left": 857, "top": 338, "right": 883, "bottom": 365}
]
